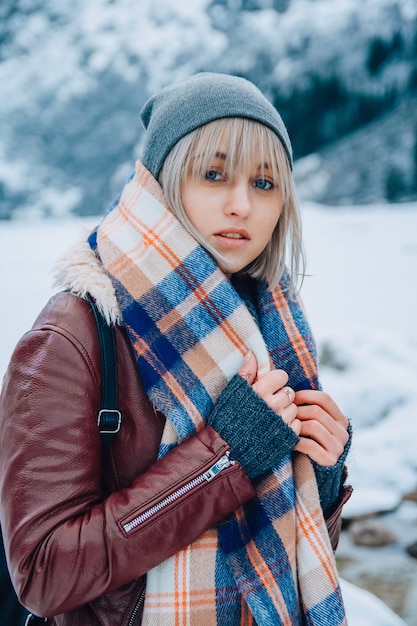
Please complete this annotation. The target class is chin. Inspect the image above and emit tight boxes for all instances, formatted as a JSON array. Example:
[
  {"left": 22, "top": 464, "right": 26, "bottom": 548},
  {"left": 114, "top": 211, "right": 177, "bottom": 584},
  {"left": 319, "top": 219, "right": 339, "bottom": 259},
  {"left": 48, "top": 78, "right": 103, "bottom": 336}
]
[{"left": 219, "top": 263, "right": 239, "bottom": 278}]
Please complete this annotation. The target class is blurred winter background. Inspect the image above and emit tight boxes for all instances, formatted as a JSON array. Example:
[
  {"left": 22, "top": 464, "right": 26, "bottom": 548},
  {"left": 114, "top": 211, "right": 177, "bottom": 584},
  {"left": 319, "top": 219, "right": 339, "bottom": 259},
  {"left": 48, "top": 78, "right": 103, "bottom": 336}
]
[{"left": 1, "top": 0, "right": 417, "bottom": 623}]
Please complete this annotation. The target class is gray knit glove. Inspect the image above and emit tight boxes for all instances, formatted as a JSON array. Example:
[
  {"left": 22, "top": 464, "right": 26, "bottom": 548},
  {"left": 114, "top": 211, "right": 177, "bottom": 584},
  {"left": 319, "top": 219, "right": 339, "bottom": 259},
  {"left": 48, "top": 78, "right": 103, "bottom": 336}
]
[{"left": 207, "top": 374, "right": 299, "bottom": 480}]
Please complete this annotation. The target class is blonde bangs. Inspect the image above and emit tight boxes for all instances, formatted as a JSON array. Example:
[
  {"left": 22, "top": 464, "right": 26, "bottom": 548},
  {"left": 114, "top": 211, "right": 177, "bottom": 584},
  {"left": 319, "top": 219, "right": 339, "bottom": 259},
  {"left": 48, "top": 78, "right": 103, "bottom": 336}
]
[{"left": 185, "top": 119, "right": 289, "bottom": 198}]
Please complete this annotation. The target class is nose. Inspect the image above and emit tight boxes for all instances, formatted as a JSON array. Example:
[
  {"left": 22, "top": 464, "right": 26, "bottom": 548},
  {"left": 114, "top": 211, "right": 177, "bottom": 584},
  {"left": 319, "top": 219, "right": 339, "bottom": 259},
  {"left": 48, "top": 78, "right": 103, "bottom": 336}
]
[{"left": 224, "top": 179, "right": 251, "bottom": 218}]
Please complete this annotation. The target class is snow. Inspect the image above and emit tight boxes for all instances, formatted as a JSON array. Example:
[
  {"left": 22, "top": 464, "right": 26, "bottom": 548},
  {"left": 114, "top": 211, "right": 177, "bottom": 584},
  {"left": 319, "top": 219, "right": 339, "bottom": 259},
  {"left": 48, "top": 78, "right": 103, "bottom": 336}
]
[
  {"left": 0, "top": 0, "right": 219, "bottom": 109},
  {"left": 1, "top": 200, "right": 416, "bottom": 625},
  {"left": 300, "top": 202, "right": 417, "bottom": 519},
  {"left": 341, "top": 578, "right": 408, "bottom": 626}
]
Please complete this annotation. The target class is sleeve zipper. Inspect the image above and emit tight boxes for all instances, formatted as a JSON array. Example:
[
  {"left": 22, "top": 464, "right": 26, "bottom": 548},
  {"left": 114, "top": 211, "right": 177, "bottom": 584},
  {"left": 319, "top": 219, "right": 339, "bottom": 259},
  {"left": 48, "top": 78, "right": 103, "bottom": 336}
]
[{"left": 122, "top": 452, "right": 233, "bottom": 533}]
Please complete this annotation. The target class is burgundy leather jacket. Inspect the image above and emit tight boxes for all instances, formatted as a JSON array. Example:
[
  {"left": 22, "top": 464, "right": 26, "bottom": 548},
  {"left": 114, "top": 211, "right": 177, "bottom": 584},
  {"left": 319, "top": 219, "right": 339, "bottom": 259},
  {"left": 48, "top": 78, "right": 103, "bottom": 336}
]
[{"left": 0, "top": 292, "right": 351, "bottom": 625}]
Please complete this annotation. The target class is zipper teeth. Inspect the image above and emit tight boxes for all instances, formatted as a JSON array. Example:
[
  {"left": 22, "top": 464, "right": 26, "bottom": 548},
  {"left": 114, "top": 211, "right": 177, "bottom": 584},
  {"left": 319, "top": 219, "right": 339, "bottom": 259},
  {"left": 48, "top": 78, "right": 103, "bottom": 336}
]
[
  {"left": 124, "top": 475, "right": 205, "bottom": 532},
  {"left": 128, "top": 585, "right": 146, "bottom": 626},
  {"left": 123, "top": 453, "right": 231, "bottom": 533}
]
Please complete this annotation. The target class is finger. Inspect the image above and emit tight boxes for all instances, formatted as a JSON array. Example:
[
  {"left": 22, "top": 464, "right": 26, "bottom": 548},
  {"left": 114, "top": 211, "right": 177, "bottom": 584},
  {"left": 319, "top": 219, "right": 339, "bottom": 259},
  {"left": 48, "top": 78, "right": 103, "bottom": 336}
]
[
  {"left": 287, "top": 416, "right": 301, "bottom": 436},
  {"left": 294, "top": 436, "right": 343, "bottom": 467},
  {"left": 279, "top": 402, "right": 298, "bottom": 424},
  {"left": 266, "top": 386, "right": 295, "bottom": 416},
  {"left": 297, "top": 408, "right": 350, "bottom": 448},
  {"left": 278, "top": 386, "right": 295, "bottom": 406},
  {"left": 298, "top": 419, "right": 346, "bottom": 454},
  {"left": 266, "top": 403, "right": 300, "bottom": 435},
  {"left": 294, "top": 390, "right": 348, "bottom": 428},
  {"left": 296, "top": 404, "right": 336, "bottom": 434},
  {"left": 296, "top": 404, "right": 349, "bottom": 439},
  {"left": 238, "top": 350, "right": 257, "bottom": 385},
  {"left": 253, "top": 369, "right": 288, "bottom": 397}
]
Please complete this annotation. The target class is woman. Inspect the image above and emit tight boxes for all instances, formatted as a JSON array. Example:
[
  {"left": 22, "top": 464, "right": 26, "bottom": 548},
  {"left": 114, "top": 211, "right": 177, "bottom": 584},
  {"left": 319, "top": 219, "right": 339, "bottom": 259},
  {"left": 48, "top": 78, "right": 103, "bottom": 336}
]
[{"left": 0, "top": 72, "right": 352, "bottom": 625}]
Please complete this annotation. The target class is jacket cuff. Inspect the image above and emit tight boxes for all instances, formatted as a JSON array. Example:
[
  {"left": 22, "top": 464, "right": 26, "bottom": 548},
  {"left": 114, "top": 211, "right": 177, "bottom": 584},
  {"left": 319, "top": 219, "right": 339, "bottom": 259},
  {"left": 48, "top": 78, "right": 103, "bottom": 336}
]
[{"left": 325, "top": 479, "right": 353, "bottom": 551}]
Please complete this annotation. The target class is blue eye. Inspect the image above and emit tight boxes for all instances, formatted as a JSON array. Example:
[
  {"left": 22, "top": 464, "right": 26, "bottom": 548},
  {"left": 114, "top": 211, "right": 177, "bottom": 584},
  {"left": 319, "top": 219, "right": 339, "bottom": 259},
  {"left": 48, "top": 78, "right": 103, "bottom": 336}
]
[
  {"left": 255, "top": 179, "right": 273, "bottom": 190},
  {"left": 205, "top": 170, "right": 221, "bottom": 181}
]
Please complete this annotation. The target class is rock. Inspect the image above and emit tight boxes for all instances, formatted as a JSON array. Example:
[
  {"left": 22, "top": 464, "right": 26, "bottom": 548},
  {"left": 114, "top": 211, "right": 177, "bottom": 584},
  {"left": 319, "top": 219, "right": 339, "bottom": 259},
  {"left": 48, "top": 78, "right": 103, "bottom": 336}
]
[
  {"left": 350, "top": 518, "right": 397, "bottom": 547},
  {"left": 406, "top": 540, "right": 417, "bottom": 559},
  {"left": 403, "top": 489, "right": 417, "bottom": 503}
]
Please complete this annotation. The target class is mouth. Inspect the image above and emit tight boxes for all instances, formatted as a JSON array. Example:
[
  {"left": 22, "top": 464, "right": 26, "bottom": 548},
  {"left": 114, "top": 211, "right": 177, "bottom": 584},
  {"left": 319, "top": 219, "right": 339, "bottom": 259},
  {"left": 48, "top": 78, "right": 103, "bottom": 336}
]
[
  {"left": 220, "top": 233, "right": 244, "bottom": 239},
  {"left": 213, "top": 230, "right": 250, "bottom": 251},
  {"left": 214, "top": 229, "right": 250, "bottom": 240}
]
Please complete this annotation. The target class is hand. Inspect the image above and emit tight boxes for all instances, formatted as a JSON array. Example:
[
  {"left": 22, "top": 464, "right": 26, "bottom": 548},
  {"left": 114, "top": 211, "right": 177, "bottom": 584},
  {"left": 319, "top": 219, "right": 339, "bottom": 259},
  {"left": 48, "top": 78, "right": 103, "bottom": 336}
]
[
  {"left": 293, "top": 390, "right": 349, "bottom": 466},
  {"left": 239, "top": 351, "right": 301, "bottom": 435}
]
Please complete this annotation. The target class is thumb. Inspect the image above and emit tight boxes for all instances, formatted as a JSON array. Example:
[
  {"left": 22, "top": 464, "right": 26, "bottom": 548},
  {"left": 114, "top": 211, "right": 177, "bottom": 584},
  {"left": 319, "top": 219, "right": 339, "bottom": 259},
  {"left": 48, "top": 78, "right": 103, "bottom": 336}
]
[{"left": 239, "top": 350, "right": 257, "bottom": 385}]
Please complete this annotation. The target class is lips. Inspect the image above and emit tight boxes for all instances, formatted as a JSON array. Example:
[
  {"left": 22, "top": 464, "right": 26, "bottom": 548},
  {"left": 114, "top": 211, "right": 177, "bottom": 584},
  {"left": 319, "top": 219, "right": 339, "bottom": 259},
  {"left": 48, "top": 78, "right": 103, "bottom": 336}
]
[{"left": 214, "top": 229, "right": 250, "bottom": 240}]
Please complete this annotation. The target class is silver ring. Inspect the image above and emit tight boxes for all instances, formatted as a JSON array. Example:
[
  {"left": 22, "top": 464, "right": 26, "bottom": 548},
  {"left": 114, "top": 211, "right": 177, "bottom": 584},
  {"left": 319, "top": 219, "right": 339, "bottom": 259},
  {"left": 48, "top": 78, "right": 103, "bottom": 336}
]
[{"left": 283, "top": 387, "right": 293, "bottom": 403}]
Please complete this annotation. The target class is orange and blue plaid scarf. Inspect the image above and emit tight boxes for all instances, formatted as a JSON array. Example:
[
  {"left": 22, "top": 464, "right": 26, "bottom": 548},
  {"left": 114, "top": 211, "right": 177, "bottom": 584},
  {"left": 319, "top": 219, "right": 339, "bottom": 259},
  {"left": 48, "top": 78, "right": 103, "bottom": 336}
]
[{"left": 90, "top": 160, "right": 347, "bottom": 625}]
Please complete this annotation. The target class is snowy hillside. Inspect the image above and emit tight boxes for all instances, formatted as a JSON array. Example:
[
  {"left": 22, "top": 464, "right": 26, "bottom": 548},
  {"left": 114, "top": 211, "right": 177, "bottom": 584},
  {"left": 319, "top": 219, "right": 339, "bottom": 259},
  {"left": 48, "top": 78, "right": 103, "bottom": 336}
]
[
  {"left": 295, "top": 95, "right": 417, "bottom": 205},
  {"left": 1, "top": 0, "right": 416, "bottom": 219}
]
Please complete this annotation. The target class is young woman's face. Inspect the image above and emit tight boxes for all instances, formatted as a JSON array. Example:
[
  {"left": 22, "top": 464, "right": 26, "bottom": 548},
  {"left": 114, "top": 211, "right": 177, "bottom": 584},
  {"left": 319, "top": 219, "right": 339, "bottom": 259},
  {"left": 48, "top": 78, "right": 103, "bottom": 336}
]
[{"left": 181, "top": 143, "right": 283, "bottom": 277}]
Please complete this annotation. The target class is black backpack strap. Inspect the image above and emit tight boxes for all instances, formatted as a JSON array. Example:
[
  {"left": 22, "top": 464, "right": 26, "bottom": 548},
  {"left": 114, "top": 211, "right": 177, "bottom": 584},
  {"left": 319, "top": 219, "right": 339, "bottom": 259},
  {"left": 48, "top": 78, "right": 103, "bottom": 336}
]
[{"left": 86, "top": 294, "right": 121, "bottom": 459}]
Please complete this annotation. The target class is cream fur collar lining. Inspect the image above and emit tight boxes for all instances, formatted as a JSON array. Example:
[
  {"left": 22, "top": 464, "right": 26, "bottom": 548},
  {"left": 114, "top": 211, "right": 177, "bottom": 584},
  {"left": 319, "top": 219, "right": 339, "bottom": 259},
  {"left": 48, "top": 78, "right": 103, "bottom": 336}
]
[{"left": 53, "top": 235, "right": 121, "bottom": 325}]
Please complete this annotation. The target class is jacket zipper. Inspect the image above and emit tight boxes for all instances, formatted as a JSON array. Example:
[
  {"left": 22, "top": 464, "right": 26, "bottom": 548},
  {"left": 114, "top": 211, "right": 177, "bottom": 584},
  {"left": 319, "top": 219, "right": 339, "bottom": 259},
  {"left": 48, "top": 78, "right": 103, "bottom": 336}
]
[
  {"left": 128, "top": 584, "right": 146, "bottom": 626},
  {"left": 123, "top": 452, "right": 233, "bottom": 533}
]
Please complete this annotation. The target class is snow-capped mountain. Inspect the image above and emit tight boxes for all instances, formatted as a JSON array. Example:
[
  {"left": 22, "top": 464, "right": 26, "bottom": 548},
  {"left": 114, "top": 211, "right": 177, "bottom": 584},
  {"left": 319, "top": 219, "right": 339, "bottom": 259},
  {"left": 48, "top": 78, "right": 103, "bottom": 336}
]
[{"left": 0, "top": 0, "right": 416, "bottom": 218}]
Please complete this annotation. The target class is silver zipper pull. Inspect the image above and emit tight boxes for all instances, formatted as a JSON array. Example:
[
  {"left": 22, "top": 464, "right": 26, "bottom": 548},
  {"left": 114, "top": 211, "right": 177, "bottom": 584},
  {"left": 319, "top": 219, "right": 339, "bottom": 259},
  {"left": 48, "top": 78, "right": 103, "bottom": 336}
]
[{"left": 203, "top": 452, "right": 233, "bottom": 481}]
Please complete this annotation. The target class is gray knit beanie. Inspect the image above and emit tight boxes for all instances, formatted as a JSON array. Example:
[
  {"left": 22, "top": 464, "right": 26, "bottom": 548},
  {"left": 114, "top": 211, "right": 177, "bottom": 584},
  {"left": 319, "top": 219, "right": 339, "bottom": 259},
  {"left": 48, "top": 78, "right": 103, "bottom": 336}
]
[{"left": 140, "top": 72, "right": 293, "bottom": 178}]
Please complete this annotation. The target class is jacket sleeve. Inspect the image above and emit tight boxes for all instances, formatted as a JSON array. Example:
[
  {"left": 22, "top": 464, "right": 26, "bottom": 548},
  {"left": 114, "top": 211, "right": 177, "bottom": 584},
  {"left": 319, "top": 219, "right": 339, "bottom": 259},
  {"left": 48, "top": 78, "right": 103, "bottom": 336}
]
[
  {"left": 0, "top": 318, "right": 255, "bottom": 617},
  {"left": 324, "top": 470, "right": 353, "bottom": 552}
]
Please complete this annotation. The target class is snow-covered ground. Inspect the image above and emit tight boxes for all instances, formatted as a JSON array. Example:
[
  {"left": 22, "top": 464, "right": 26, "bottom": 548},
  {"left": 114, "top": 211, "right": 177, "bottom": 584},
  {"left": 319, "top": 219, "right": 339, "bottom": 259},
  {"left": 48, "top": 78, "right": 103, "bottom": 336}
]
[
  {"left": 301, "top": 202, "right": 417, "bottom": 519},
  {"left": 1, "top": 200, "right": 417, "bottom": 624}
]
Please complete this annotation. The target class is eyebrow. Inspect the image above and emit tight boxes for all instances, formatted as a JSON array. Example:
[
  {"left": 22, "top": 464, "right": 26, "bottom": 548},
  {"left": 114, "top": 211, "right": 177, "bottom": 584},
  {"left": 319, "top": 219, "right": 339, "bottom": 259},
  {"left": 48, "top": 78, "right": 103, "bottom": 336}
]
[{"left": 214, "top": 151, "right": 271, "bottom": 171}]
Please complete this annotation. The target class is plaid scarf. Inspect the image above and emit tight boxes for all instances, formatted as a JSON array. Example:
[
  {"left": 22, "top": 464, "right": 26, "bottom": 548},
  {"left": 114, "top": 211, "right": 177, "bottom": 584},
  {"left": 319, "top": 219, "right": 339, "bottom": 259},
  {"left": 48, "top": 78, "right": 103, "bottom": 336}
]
[{"left": 90, "top": 160, "right": 347, "bottom": 625}]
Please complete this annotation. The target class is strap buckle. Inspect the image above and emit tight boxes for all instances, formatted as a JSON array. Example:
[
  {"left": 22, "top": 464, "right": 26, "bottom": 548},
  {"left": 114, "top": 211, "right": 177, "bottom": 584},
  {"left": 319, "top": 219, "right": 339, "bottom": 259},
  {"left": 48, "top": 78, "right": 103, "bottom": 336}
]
[
  {"left": 97, "top": 409, "right": 122, "bottom": 434},
  {"left": 24, "top": 615, "right": 48, "bottom": 625}
]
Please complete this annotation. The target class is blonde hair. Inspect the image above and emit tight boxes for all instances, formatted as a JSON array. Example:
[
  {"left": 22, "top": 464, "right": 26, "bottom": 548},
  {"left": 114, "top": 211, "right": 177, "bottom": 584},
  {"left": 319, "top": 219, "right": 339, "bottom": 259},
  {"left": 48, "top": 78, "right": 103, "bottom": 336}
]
[{"left": 158, "top": 117, "right": 305, "bottom": 292}]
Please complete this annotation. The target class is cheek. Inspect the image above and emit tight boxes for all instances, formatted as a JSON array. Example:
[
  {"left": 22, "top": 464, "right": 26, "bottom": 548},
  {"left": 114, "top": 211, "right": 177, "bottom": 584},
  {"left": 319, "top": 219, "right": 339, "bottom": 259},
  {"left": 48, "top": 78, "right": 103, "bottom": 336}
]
[
  {"left": 272, "top": 202, "right": 284, "bottom": 230},
  {"left": 180, "top": 187, "right": 193, "bottom": 219},
  {"left": 265, "top": 212, "right": 281, "bottom": 240},
  {"left": 181, "top": 183, "right": 212, "bottom": 224},
  {"left": 257, "top": 211, "right": 281, "bottom": 252}
]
